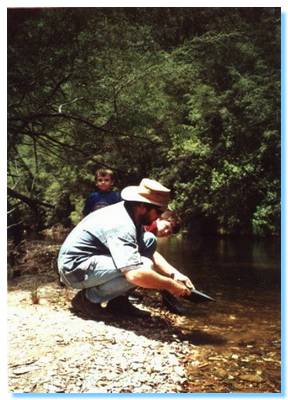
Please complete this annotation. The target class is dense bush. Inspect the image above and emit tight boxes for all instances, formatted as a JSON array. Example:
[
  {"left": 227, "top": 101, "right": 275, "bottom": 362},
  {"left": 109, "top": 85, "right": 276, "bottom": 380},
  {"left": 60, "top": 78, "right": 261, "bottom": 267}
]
[{"left": 7, "top": 8, "right": 280, "bottom": 237}]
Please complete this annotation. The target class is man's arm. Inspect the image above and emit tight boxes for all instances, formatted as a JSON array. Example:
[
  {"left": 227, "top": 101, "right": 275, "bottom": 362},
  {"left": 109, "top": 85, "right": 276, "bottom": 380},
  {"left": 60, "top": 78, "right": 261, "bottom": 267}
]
[
  {"left": 152, "top": 251, "right": 194, "bottom": 289},
  {"left": 124, "top": 265, "right": 191, "bottom": 297}
]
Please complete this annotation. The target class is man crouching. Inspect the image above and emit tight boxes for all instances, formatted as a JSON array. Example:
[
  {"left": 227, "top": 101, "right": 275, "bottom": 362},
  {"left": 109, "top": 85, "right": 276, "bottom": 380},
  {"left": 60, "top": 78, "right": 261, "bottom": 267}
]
[{"left": 58, "top": 178, "right": 193, "bottom": 318}]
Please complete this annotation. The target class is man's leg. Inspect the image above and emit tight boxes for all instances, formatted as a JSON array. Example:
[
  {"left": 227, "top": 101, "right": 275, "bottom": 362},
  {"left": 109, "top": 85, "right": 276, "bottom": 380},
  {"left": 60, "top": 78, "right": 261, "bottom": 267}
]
[
  {"left": 70, "top": 255, "right": 148, "bottom": 317},
  {"left": 78, "top": 232, "right": 157, "bottom": 303},
  {"left": 60, "top": 254, "right": 137, "bottom": 303},
  {"left": 85, "top": 274, "right": 136, "bottom": 304},
  {"left": 63, "top": 232, "right": 157, "bottom": 315}
]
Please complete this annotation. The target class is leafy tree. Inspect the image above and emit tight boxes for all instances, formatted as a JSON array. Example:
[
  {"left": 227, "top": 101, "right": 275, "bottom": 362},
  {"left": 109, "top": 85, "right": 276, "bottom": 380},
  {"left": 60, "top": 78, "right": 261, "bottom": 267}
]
[
  {"left": 7, "top": 8, "right": 280, "bottom": 237},
  {"left": 159, "top": 8, "right": 280, "bottom": 235}
]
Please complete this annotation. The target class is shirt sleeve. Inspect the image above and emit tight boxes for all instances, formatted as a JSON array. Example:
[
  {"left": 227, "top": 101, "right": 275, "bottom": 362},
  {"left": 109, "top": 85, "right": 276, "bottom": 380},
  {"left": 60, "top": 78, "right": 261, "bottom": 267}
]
[
  {"left": 110, "top": 191, "right": 121, "bottom": 204},
  {"left": 106, "top": 230, "right": 143, "bottom": 272},
  {"left": 83, "top": 194, "right": 92, "bottom": 216},
  {"left": 83, "top": 193, "right": 99, "bottom": 216},
  {"left": 116, "top": 191, "right": 122, "bottom": 202}
]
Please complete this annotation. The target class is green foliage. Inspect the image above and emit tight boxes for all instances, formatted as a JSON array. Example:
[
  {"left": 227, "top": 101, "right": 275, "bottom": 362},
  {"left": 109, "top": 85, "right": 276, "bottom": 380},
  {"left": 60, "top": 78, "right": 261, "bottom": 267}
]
[
  {"left": 159, "top": 9, "right": 280, "bottom": 235},
  {"left": 7, "top": 8, "right": 280, "bottom": 236}
]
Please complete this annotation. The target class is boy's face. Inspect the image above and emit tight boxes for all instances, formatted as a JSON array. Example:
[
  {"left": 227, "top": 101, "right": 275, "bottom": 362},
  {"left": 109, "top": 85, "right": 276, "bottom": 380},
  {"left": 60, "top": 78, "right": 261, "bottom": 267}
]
[
  {"left": 96, "top": 175, "right": 113, "bottom": 192},
  {"left": 156, "top": 219, "right": 172, "bottom": 237}
]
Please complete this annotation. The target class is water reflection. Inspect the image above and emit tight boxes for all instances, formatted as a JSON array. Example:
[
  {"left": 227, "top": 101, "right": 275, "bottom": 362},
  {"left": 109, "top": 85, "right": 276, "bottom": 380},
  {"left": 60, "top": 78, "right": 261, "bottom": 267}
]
[
  {"left": 157, "top": 236, "right": 281, "bottom": 392},
  {"left": 157, "top": 235, "right": 281, "bottom": 292}
]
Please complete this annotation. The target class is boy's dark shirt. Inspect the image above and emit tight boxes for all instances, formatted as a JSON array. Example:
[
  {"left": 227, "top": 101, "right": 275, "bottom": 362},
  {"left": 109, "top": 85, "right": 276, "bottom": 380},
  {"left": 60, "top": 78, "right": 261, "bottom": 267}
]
[{"left": 83, "top": 191, "right": 121, "bottom": 216}]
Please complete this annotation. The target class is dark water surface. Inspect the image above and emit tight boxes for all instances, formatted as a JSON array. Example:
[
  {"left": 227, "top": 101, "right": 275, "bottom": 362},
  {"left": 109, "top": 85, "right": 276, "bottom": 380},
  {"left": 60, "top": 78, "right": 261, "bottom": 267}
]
[
  {"left": 157, "top": 235, "right": 281, "bottom": 295},
  {"left": 157, "top": 235, "right": 281, "bottom": 392}
]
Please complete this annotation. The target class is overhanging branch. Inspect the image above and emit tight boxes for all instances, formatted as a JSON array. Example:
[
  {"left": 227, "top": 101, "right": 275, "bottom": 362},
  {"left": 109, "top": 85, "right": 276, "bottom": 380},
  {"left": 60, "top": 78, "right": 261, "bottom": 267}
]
[{"left": 8, "top": 187, "right": 54, "bottom": 209}]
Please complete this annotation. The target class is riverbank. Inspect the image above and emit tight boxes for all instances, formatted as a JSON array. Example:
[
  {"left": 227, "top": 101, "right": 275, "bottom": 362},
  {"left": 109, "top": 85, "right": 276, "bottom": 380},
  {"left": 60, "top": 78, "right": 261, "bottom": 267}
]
[
  {"left": 7, "top": 240, "right": 281, "bottom": 394},
  {"left": 8, "top": 282, "right": 190, "bottom": 393}
]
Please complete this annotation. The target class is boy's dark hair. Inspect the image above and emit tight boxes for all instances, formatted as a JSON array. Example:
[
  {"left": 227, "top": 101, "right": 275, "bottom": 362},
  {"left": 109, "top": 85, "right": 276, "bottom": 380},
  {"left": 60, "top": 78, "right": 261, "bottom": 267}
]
[
  {"left": 95, "top": 168, "right": 114, "bottom": 178},
  {"left": 160, "top": 210, "right": 182, "bottom": 234}
]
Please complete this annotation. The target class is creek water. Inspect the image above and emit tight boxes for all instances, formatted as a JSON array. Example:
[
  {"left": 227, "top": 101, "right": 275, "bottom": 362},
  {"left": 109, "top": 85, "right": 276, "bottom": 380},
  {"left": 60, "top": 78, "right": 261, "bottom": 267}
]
[
  {"left": 157, "top": 235, "right": 281, "bottom": 349},
  {"left": 157, "top": 235, "right": 281, "bottom": 296},
  {"left": 157, "top": 235, "right": 281, "bottom": 392}
]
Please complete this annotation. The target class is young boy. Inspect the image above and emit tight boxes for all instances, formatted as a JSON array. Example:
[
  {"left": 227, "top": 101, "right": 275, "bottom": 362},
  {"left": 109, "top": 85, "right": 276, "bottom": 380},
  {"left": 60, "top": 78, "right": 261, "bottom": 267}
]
[
  {"left": 83, "top": 168, "right": 121, "bottom": 216},
  {"left": 144, "top": 210, "right": 181, "bottom": 237}
]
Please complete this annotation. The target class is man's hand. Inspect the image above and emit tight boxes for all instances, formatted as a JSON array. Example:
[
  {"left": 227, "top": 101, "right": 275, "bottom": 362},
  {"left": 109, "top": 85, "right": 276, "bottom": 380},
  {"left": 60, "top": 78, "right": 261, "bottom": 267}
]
[
  {"left": 172, "top": 272, "right": 195, "bottom": 290},
  {"left": 168, "top": 279, "right": 191, "bottom": 297}
]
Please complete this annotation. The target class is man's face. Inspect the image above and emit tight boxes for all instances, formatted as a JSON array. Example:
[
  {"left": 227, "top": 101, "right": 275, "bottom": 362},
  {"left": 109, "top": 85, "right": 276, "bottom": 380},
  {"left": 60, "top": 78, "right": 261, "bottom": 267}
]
[
  {"left": 140, "top": 205, "right": 163, "bottom": 226},
  {"left": 96, "top": 175, "right": 113, "bottom": 192}
]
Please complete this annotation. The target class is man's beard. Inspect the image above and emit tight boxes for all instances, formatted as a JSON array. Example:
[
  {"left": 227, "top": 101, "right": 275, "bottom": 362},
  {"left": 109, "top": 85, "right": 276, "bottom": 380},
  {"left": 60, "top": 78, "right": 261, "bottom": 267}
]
[{"left": 139, "top": 213, "right": 153, "bottom": 226}]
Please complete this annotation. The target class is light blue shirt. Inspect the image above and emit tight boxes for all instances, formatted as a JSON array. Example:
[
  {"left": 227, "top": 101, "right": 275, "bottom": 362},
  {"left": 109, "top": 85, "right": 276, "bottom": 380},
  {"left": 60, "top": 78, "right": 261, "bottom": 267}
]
[{"left": 58, "top": 201, "right": 143, "bottom": 273}]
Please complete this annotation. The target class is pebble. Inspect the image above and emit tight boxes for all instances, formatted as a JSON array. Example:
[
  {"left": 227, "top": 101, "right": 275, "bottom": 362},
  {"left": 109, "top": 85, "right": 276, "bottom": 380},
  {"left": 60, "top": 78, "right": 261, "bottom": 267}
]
[{"left": 239, "top": 374, "right": 264, "bottom": 383}]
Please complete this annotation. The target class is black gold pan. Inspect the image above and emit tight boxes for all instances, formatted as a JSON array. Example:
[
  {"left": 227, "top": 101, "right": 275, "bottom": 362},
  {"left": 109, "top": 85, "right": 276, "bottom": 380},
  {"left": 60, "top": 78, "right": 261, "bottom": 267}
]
[
  {"left": 162, "top": 288, "right": 216, "bottom": 315},
  {"left": 183, "top": 288, "right": 216, "bottom": 303}
]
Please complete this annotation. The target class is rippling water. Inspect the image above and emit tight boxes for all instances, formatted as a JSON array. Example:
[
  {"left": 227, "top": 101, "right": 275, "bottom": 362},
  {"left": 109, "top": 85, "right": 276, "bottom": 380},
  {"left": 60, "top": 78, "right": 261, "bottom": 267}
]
[
  {"left": 157, "top": 235, "right": 281, "bottom": 392},
  {"left": 157, "top": 235, "right": 281, "bottom": 294}
]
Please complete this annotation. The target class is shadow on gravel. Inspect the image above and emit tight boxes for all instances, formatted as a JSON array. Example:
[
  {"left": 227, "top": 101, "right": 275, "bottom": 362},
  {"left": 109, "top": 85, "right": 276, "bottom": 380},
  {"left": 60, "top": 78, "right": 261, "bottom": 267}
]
[{"left": 69, "top": 292, "right": 227, "bottom": 347}]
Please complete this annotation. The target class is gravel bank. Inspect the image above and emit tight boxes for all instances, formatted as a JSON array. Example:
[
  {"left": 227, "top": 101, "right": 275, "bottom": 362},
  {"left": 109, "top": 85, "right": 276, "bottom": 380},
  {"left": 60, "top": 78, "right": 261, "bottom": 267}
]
[
  {"left": 8, "top": 271, "right": 281, "bottom": 394},
  {"left": 8, "top": 280, "right": 197, "bottom": 393}
]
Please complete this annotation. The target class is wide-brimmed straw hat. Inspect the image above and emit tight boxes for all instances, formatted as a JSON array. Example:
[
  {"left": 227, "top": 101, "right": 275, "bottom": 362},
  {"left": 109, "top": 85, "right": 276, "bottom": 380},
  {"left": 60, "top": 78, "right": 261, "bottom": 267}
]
[{"left": 121, "top": 178, "right": 170, "bottom": 210}]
